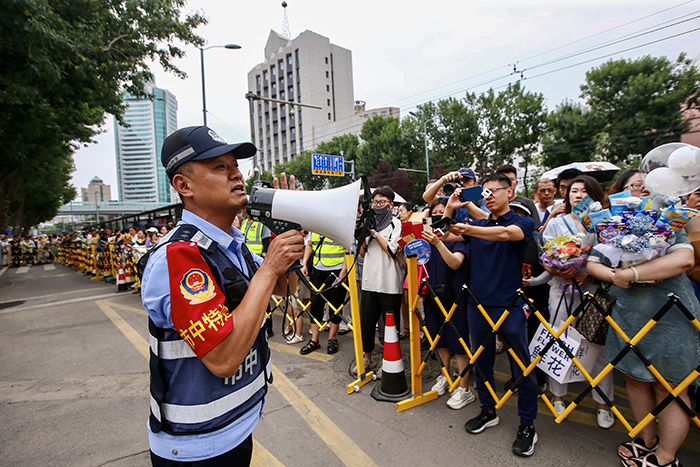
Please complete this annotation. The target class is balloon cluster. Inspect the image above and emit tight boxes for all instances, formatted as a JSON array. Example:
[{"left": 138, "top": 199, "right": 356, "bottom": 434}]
[{"left": 640, "top": 143, "right": 700, "bottom": 196}]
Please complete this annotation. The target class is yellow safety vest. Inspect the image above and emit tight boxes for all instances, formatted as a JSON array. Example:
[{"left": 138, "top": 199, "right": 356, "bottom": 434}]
[
  {"left": 310, "top": 233, "right": 345, "bottom": 268},
  {"left": 241, "top": 219, "right": 264, "bottom": 255}
]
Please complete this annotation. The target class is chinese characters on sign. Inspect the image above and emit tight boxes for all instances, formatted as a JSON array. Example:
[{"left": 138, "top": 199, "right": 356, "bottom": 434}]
[{"left": 311, "top": 153, "right": 345, "bottom": 177}]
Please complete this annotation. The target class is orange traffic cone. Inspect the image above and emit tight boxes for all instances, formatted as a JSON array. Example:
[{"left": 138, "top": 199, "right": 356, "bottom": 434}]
[
  {"left": 371, "top": 311, "right": 410, "bottom": 402},
  {"left": 116, "top": 264, "right": 128, "bottom": 292}
]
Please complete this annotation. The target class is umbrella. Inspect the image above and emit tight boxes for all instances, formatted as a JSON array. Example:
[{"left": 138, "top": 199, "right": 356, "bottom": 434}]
[
  {"left": 369, "top": 187, "right": 407, "bottom": 203},
  {"left": 541, "top": 161, "right": 620, "bottom": 182}
]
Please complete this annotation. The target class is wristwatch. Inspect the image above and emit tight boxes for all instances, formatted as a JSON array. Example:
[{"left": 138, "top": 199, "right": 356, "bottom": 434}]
[{"left": 372, "top": 232, "right": 378, "bottom": 239}]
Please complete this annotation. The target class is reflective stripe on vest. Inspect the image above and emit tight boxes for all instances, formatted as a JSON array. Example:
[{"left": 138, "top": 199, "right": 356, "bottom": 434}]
[
  {"left": 242, "top": 219, "right": 264, "bottom": 255},
  {"left": 150, "top": 356, "right": 271, "bottom": 425},
  {"left": 310, "top": 233, "right": 345, "bottom": 268}
]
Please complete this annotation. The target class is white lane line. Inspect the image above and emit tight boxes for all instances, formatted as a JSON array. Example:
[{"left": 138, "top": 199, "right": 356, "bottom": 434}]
[
  {"left": 44, "top": 264, "right": 55, "bottom": 271},
  {"left": 0, "top": 293, "right": 118, "bottom": 315},
  {"left": 16, "top": 266, "right": 30, "bottom": 274},
  {"left": 0, "top": 286, "right": 114, "bottom": 305}
]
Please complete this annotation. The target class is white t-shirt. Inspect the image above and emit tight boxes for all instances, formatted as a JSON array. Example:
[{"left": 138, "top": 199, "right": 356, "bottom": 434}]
[{"left": 361, "top": 217, "right": 403, "bottom": 294}]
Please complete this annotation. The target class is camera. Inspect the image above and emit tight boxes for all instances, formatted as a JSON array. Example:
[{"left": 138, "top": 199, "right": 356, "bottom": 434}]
[{"left": 442, "top": 182, "right": 459, "bottom": 197}]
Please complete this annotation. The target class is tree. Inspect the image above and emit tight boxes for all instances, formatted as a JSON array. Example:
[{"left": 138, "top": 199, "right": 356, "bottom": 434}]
[
  {"left": 407, "top": 99, "right": 479, "bottom": 173},
  {"left": 541, "top": 100, "right": 603, "bottom": 168},
  {"left": 245, "top": 169, "right": 274, "bottom": 194},
  {"left": 464, "top": 82, "right": 546, "bottom": 185},
  {"left": 356, "top": 116, "right": 420, "bottom": 175},
  {"left": 272, "top": 151, "right": 329, "bottom": 191},
  {"left": 580, "top": 54, "right": 700, "bottom": 165},
  {"left": 0, "top": 0, "right": 206, "bottom": 232},
  {"left": 368, "top": 161, "right": 416, "bottom": 204}
]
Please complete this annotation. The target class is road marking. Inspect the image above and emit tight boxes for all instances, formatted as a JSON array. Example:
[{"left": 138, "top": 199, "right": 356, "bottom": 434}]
[
  {"left": 0, "top": 292, "right": 118, "bottom": 315},
  {"left": 251, "top": 439, "right": 284, "bottom": 467},
  {"left": 16, "top": 265, "right": 29, "bottom": 274},
  {"left": 44, "top": 264, "right": 55, "bottom": 271},
  {"left": 0, "top": 267, "right": 7, "bottom": 279},
  {"left": 101, "top": 301, "right": 284, "bottom": 465},
  {"left": 98, "top": 300, "right": 149, "bottom": 359},
  {"left": 0, "top": 286, "right": 114, "bottom": 305},
  {"left": 271, "top": 362, "right": 377, "bottom": 467},
  {"left": 269, "top": 341, "right": 334, "bottom": 362},
  {"left": 106, "top": 300, "right": 147, "bottom": 316}
]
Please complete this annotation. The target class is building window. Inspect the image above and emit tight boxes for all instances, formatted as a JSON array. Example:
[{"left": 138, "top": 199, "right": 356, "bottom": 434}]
[
  {"left": 271, "top": 65, "right": 276, "bottom": 79},
  {"left": 287, "top": 53, "right": 292, "bottom": 67},
  {"left": 325, "top": 71, "right": 329, "bottom": 78},
  {"left": 325, "top": 56, "right": 328, "bottom": 64},
  {"left": 327, "top": 99, "right": 331, "bottom": 106},
  {"left": 326, "top": 84, "right": 330, "bottom": 92},
  {"left": 328, "top": 113, "right": 331, "bottom": 120},
  {"left": 279, "top": 59, "right": 284, "bottom": 72}
]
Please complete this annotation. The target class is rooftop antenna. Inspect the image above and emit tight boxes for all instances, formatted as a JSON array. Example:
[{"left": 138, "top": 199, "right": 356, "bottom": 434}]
[{"left": 281, "top": 2, "right": 291, "bottom": 39}]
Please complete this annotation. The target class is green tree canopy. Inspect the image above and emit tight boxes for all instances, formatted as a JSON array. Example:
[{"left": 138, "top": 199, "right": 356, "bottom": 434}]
[
  {"left": 0, "top": 0, "right": 206, "bottom": 232},
  {"left": 580, "top": 54, "right": 700, "bottom": 165}
]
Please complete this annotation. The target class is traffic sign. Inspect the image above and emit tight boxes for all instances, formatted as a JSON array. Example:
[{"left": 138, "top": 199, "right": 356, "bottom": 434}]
[{"left": 311, "top": 153, "right": 345, "bottom": 177}]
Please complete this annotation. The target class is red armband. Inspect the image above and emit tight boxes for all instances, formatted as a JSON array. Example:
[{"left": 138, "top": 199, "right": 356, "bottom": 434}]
[{"left": 167, "top": 241, "right": 233, "bottom": 358}]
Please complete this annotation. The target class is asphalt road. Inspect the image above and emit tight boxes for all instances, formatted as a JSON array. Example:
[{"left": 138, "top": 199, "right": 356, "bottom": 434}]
[{"left": 0, "top": 263, "right": 698, "bottom": 466}]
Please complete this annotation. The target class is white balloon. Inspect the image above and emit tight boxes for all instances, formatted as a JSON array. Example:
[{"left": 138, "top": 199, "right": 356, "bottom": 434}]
[
  {"left": 644, "top": 167, "right": 686, "bottom": 195},
  {"left": 668, "top": 145, "right": 700, "bottom": 176}
]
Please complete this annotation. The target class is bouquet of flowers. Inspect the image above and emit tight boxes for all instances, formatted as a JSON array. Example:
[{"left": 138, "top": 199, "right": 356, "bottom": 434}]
[
  {"left": 593, "top": 192, "right": 698, "bottom": 267},
  {"left": 537, "top": 232, "right": 595, "bottom": 273}
]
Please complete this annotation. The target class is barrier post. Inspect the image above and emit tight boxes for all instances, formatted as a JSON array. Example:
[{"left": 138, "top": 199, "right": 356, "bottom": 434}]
[
  {"left": 346, "top": 252, "right": 376, "bottom": 394},
  {"left": 397, "top": 254, "right": 438, "bottom": 411}
]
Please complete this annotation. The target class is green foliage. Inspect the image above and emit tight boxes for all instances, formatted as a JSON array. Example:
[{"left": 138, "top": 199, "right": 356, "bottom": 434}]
[
  {"left": 580, "top": 54, "right": 700, "bottom": 165},
  {"left": 261, "top": 54, "right": 699, "bottom": 205},
  {"left": 0, "top": 0, "right": 206, "bottom": 231},
  {"left": 245, "top": 168, "right": 274, "bottom": 193},
  {"left": 541, "top": 100, "right": 602, "bottom": 167}
]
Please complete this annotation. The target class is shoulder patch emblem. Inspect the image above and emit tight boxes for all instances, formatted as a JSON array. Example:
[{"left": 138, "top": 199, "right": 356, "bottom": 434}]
[{"left": 179, "top": 268, "right": 217, "bottom": 304}]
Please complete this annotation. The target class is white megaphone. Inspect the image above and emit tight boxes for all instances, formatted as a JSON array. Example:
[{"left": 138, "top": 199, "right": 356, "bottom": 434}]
[{"left": 247, "top": 179, "right": 362, "bottom": 251}]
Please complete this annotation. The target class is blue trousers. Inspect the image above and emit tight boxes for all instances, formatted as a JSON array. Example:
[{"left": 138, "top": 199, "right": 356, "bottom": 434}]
[{"left": 468, "top": 302, "right": 538, "bottom": 426}]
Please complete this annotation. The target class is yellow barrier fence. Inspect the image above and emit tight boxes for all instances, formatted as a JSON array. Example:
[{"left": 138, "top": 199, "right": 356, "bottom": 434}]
[{"left": 398, "top": 255, "right": 700, "bottom": 439}]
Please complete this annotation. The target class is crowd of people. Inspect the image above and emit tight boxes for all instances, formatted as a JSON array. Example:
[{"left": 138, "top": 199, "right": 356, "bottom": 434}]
[
  {"left": 261, "top": 163, "right": 700, "bottom": 464},
  {"left": 19, "top": 125, "right": 693, "bottom": 465},
  {"left": 0, "top": 233, "right": 59, "bottom": 266}
]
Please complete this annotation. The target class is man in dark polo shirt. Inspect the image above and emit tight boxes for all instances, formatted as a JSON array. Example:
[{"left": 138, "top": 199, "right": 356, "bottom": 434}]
[{"left": 445, "top": 172, "right": 538, "bottom": 458}]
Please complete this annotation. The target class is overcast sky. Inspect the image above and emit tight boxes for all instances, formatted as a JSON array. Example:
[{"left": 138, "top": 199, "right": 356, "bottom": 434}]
[{"left": 71, "top": 0, "right": 700, "bottom": 200}]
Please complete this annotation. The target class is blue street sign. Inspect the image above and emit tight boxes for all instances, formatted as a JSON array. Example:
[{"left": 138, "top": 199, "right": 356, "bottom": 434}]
[{"left": 311, "top": 153, "right": 345, "bottom": 177}]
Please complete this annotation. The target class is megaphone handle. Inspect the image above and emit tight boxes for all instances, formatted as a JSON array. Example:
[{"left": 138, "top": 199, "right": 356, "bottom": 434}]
[{"left": 287, "top": 259, "right": 302, "bottom": 274}]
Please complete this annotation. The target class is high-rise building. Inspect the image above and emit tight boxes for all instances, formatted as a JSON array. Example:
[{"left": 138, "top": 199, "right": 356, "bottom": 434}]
[
  {"left": 81, "top": 176, "right": 112, "bottom": 202},
  {"left": 247, "top": 30, "right": 355, "bottom": 173},
  {"left": 114, "top": 81, "right": 177, "bottom": 202}
]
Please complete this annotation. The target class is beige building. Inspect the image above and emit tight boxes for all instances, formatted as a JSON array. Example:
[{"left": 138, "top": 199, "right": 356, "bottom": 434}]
[
  {"left": 81, "top": 176, "right": 112, "bottom": 202},
  {"left": 248, "top": 30, "right": 356, "bottom": 172}
]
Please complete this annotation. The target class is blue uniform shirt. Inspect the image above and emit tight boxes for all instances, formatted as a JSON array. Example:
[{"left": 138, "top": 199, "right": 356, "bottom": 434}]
[
  {"left": 464, "top": 209, "right": 534, "bottom": 307},
  {"left": 142, "top": 210, "right": 264, "bottom": 461}
]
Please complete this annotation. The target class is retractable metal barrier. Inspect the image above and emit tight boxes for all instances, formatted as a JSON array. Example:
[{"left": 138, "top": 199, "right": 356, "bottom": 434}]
[{"left": 398, "top": 256, "right": 700, "bottom": 438}]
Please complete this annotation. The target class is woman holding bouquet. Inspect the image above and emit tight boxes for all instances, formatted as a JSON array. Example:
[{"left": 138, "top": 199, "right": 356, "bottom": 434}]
[
  {"left": 587, "top": 196, "right": 700, "bottom": 467},
  {"left": 541, "top": 175, "right": 616, "bottom": 429}
]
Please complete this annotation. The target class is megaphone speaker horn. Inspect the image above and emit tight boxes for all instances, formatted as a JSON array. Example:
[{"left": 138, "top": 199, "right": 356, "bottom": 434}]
[{"left": 248, "top": 179, "right": 362, "bottom": 251}]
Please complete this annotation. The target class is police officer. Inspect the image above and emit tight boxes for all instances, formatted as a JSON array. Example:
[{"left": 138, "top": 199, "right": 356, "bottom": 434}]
[
  {"left": 240, "top": 215, "right": 271, "bottom": 257},
  {"left": 240, "top": 213, "right": 275, "bottom": 337},
  {"left": 299, "top": 232, "right": 347, "bottom": 355},
  {"left": 141, "top": 126, "right": 304, "bottom": 466}
]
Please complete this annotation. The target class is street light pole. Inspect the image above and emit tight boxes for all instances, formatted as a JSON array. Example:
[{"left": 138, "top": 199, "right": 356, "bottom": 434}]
[
  {"left": 200, "top": 43, "right": 241, "bottom": 126},
  {"left": 409, "top": 111, "right": 430, "bottom": 183}
]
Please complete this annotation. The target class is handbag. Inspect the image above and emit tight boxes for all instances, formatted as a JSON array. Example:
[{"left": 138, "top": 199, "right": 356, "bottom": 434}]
[{"left": 575, "top": 285, "right": 616, "bottom": 345}]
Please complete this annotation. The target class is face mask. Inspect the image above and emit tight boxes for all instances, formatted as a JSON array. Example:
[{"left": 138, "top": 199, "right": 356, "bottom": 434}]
[{"left": 373, "top": 205, "right": 393, "bottom": 232}]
